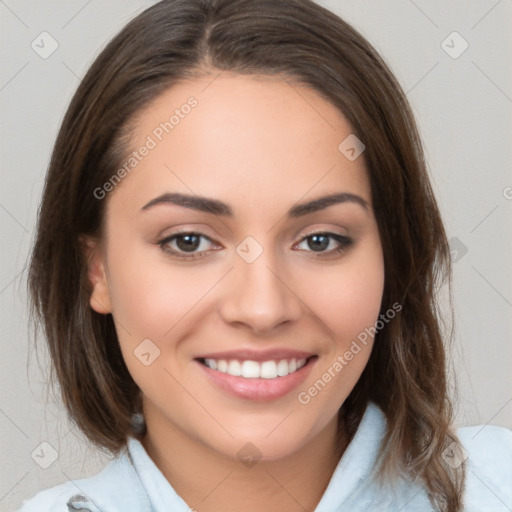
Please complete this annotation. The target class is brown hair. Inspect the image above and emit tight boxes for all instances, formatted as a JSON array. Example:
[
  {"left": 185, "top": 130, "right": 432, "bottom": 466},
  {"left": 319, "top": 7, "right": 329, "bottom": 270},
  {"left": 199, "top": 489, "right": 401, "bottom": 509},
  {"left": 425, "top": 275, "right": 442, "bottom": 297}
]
[{"left": 27, "top": 0, "right": 465, "bottom": 509}]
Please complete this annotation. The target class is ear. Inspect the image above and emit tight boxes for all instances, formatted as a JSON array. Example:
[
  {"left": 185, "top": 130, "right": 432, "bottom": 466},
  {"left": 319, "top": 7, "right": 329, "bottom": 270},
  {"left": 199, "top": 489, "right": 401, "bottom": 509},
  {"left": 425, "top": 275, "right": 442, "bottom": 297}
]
[{"left": 79, "top": 235, "right": 113, "bottom": 314}]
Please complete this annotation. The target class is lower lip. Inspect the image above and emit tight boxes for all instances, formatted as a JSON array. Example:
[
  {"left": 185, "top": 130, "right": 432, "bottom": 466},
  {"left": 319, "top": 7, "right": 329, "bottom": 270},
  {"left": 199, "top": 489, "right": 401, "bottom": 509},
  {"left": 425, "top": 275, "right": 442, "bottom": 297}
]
[{"left": 196, "top": 358, "right": 317, "bottom": 401}]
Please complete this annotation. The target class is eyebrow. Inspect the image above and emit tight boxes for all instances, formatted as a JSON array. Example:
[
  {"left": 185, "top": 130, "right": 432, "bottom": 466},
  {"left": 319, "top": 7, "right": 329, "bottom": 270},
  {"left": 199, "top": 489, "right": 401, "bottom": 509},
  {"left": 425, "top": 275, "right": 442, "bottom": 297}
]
[{"left": 140, "top": 191, "right": 369, "bottom": 217}]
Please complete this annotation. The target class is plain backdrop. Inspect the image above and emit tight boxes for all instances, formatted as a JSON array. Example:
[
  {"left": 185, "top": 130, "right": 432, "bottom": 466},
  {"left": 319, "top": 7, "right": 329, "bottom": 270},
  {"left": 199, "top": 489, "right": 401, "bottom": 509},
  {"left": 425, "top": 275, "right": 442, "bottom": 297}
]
[{"left": 1, "top": 0, "right": 511, "bottom": 510}]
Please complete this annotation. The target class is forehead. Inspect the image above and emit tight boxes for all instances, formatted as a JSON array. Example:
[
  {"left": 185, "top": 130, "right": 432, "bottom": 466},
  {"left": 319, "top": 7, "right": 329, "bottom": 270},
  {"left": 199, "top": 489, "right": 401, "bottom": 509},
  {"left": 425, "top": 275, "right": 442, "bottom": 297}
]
[{"left": 109, "top": 73, "right": 371, "bottom": 217}]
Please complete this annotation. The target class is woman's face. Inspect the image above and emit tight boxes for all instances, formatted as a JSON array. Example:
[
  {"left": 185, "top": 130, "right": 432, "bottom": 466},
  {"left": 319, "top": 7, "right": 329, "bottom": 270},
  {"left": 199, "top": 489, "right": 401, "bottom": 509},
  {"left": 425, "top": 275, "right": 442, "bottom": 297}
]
[{"left": 87, "top": 72, "right": 385, "bottom": 461}]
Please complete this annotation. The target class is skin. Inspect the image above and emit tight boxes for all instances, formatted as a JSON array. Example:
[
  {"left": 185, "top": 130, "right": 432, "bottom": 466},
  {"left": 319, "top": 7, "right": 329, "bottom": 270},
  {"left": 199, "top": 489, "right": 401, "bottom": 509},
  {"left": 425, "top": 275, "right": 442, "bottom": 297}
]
[{"left": 86, "top": 71, "right": 385, "bottom": 512}]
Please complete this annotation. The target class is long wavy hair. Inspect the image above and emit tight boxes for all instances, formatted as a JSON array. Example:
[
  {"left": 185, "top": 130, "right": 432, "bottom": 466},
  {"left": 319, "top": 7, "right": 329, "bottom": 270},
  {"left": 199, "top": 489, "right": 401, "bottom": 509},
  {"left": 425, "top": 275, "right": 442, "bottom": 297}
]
[{"left": 27, "top": 0, "right": 465, "bottom": 509}]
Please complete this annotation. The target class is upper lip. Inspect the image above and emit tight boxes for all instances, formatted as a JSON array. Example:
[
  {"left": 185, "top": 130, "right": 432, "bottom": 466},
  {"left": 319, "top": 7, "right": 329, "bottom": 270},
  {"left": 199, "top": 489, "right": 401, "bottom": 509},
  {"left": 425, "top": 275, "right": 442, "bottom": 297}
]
[{"left": 195, "top": 348, "right": 316, "bottom": 362}]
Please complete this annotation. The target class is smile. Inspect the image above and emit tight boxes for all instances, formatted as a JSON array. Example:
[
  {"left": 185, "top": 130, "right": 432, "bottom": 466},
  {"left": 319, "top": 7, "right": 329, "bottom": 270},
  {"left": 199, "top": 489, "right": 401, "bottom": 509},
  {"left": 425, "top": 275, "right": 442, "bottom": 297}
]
[
  {"left": 195, "top": 353, "right": 317, "bottom": 401},
  {"left": 200, "top": 358, "right": 308, "bottom": 379}
]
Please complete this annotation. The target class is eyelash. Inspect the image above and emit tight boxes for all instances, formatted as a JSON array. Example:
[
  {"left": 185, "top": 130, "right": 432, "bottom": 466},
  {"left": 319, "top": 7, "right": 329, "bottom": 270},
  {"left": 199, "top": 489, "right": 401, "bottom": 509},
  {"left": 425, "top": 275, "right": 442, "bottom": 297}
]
[{"left": 156, "top": 229, "right": 354, "bottom": 261}]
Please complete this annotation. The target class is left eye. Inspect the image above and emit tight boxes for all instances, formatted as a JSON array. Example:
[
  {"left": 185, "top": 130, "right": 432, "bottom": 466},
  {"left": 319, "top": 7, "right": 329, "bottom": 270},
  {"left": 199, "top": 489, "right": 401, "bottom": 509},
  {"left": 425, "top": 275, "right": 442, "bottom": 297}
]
[{"left": 295, "top": 232, "right": 353, "bottom": 255}]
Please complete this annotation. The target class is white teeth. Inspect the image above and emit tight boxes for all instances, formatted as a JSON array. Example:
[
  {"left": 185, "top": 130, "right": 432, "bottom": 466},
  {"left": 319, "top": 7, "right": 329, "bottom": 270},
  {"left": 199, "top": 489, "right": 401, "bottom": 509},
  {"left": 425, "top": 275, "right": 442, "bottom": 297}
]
[
  {"left": 203, "top": 357, "right": 308, "bottom": 378},
  {"left": 260, "top": 360, "right": 277, "bottom": 379},
  {"left": 276, "top": 359, "right": 290, "bottom": 377},
  {"left": 205, "top": 358, "right": 217, "bottom": 370},
  {"left": 217, "top": 360, "right": 228, "bottom": 372},
  {"left": 241, "top": 360, "right": 260, "bottom": 378},
  {"left": 228, "top": 360, "right": 242, "bottom": 376}
]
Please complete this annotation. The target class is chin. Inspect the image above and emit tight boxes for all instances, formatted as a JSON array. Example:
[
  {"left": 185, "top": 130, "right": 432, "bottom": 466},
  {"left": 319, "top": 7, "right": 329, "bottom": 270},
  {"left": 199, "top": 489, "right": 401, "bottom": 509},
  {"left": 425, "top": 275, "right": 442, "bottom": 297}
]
[{"left": 212, "top": 417, "right": 327, "bottom": 464}]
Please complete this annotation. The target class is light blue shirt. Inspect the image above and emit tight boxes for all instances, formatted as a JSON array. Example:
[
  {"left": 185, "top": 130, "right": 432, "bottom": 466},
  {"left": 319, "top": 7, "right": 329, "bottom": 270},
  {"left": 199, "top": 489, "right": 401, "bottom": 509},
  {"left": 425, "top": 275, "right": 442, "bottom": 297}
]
[{"left": 14, "top": 401, "right": 512, "bottom": 511}]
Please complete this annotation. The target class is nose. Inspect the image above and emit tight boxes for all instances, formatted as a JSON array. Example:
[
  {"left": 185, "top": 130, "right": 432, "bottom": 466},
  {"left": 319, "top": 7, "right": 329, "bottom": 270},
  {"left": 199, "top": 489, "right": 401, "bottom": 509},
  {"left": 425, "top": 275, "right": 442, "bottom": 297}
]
[{"left": 218, "top": 246, "right": 303, "bottom": 335}]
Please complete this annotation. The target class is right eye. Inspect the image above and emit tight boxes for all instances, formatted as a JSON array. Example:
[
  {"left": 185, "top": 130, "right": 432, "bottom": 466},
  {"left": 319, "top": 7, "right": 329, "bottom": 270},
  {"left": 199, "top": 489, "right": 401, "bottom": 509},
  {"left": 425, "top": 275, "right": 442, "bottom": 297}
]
[{"left": 157, "top": 231, "right": 220, "bottom": 260}]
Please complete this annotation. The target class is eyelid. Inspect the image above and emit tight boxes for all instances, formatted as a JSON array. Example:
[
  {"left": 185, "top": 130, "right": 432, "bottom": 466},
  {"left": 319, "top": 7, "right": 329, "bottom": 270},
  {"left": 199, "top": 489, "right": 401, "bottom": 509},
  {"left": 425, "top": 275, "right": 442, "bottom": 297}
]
[{"left": 295, "top": 226, "right": 348, "bottom": 240}]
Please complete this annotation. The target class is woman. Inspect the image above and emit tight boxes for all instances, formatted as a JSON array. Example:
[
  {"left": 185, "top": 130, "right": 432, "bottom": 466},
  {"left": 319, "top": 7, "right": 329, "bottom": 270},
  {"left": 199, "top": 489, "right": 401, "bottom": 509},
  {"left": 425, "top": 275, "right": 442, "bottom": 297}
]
[{"left": 19, "top": 0, "right": 511, "bottom": 511}]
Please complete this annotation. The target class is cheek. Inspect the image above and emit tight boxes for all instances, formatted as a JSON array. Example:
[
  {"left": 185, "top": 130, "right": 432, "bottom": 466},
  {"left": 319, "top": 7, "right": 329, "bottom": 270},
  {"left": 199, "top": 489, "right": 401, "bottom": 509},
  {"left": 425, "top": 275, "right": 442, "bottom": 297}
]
[
  {"left": 307, "top": 247, "right": 385, "bottom": 345},
  {"left": 296, "top": 249, "right": 384, "bottom": 423},
  {"left": 106, "top": 242, "right": 214, "bottom": 340},
  {"left": 105, "top": 253, "right": 215, "bottom": 390}
]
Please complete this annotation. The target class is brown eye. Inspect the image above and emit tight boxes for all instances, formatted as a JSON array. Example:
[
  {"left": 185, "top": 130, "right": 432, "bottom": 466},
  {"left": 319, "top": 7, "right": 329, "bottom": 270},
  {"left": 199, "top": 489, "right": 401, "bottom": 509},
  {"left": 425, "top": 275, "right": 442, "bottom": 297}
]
[
  {"left": 158, "top": 232, "right": 217, "bottom": 259},
  {"left": 174, "top": 233, "right": 202, "bottom": 252},
  {"left": 295, "top": 232, "right": 353, "bottom": 257}
]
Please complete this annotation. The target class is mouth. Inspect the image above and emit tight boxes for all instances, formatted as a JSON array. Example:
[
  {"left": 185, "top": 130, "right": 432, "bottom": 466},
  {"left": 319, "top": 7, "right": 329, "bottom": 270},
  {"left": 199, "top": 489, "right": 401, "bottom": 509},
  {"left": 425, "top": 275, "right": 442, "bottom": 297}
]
[
  {"left": 194, "top": 353, "right": 318, "bottom": 401},
  {"left": 197, "top": 356, "right": 311, "bottom": 378}
]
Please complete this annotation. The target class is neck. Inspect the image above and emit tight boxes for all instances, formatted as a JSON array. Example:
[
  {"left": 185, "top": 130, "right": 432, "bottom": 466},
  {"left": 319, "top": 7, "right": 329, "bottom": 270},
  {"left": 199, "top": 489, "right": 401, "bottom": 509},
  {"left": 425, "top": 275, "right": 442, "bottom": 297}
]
[{"left": 141, "top": 412, "right": 348, "bottom": 512}]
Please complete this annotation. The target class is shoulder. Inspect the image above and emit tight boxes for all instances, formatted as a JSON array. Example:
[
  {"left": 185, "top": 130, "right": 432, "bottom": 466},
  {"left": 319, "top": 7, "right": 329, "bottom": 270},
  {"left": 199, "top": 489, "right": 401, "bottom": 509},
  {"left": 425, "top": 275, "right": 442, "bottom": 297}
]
[
  {"left": 456, "top": 423, "right": 512, "bottom": 511},
  {"left": 14, "top": 480, "right": 81, "bottom": 512},
  {"left": 13, "top": 448, "right": 149, "bottom": 512}
]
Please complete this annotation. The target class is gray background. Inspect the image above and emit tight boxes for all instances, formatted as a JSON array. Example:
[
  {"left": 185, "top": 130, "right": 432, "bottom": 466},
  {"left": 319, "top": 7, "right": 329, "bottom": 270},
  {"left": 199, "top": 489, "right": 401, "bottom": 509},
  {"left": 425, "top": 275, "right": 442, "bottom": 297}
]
[{"left": 1, "top": 0, "right": 511, "bottom": 510}]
